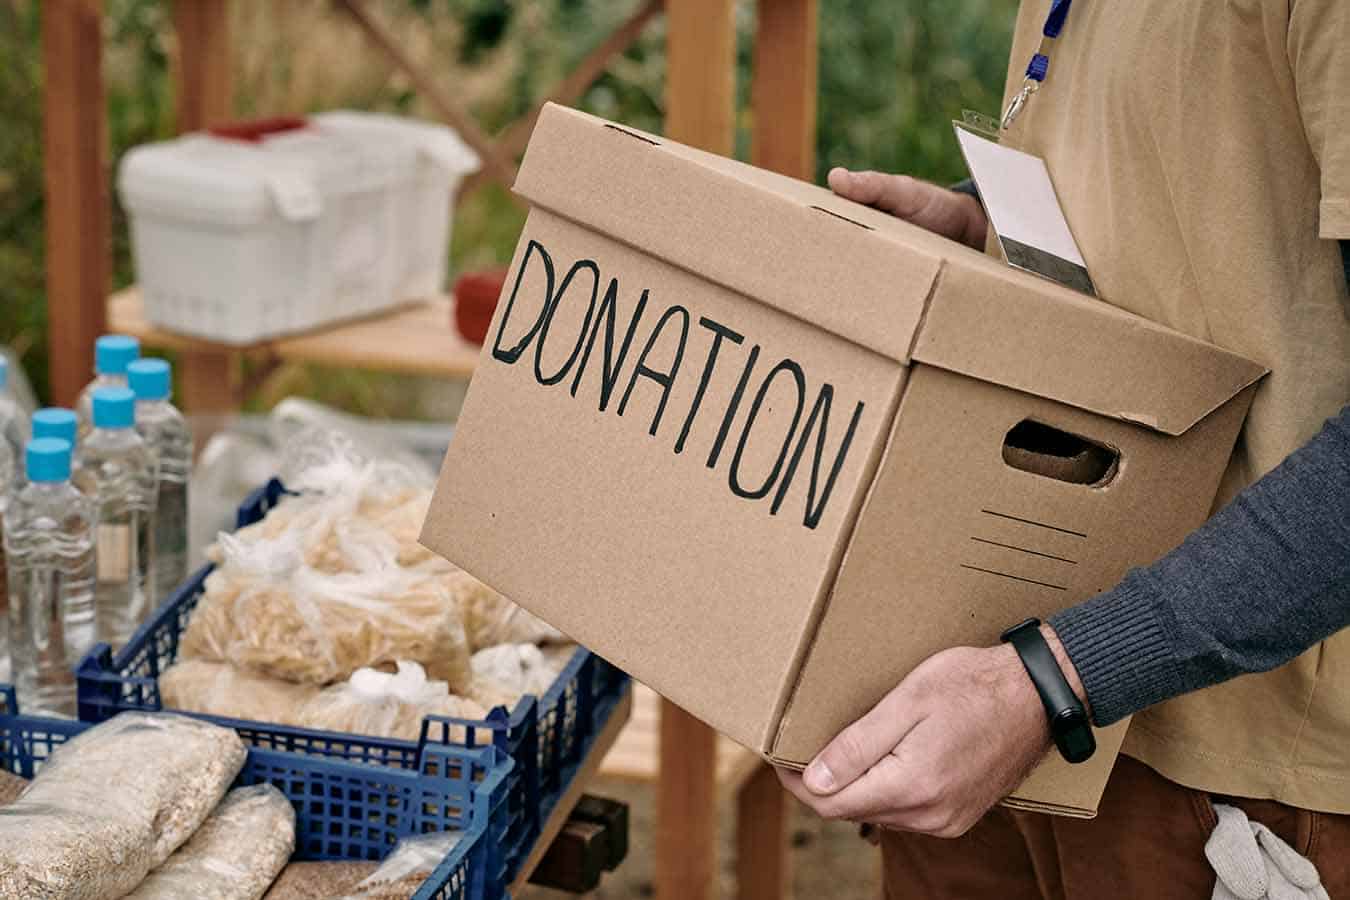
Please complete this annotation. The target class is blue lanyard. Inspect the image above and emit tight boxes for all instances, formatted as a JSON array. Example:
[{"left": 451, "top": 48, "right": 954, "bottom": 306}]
[{"left": 1001, "top": 0, "right": 1074, "bottom": 130}]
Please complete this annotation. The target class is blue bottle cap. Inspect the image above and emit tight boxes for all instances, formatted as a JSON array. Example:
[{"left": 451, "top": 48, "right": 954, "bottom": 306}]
[
  {"left": 27, "top": 438, "right": 72, "bottom": 483},
  {"left": 127, "top": 358, "right": 172, "bottom": 401},
  {"left": 94, "top": 335, "right": 140, "bottom": 376},
  {"left": 32, "top": 408, "right": 79, "bottom": 445},
  {"left": 92, "top": 387, "right": 136, "bottom": 429}
]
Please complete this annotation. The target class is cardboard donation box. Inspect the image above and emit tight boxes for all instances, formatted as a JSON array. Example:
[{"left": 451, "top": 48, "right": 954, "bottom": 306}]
[{"left": 422, "top": 104, "right": 1268, "bottom": 816}]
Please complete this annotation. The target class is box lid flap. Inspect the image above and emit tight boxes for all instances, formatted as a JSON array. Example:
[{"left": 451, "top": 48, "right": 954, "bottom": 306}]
[
  {"left": 910, "top": 257, "right": 1269, "bottom": 436},
  {"left": 513, "top": 103, "right": 941, "bottom": 363}
]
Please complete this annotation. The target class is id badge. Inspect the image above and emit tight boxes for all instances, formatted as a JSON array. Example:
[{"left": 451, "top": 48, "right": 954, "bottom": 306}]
[{"left": 953, "top": 120, "right": 1096, "bottom": 297}]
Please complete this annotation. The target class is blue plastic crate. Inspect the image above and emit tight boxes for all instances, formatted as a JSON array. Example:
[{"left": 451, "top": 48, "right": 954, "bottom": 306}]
[
  {"left": 76, "top": 477, "right": 630, "bottom": 883},
  {"left": 0, "top": 684, "right": 511, "bottom": 900}
]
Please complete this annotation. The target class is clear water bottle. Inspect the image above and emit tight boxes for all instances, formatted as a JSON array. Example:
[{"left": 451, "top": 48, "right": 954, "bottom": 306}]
[
  {"left": 128, "top": 359, "right": 192, "bottom": 601},
  {"left": 0, "top": 430, "right": 13, "bottom": 685},
  {"left": 0, "top": 356, "right": 30, "bottom": 462},
  {"left": 77, "top": 387, "right": 159, "bottom": 648},
  {"left": 4, "top": 438, "right": 97, "bottom": 716},
  {"left": 75, "top": 334, "right": 140, "bottom": 438}
]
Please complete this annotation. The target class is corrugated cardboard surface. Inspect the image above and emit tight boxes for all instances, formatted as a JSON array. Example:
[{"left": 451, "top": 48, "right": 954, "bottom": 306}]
[
  {"left": 422, "top": 103, "right": 1269, "bottom": 817},
  {"left": 428, "top": 207, "right": 904, "bottom": 750},
  {"left": 771, "top": 366, "right": 1259, "bottom": 813}
]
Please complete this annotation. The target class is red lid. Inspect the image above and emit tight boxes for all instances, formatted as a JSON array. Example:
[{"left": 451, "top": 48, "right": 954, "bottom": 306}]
[{"left": 208, "top": 116, "right": 308, "bottom": 143}]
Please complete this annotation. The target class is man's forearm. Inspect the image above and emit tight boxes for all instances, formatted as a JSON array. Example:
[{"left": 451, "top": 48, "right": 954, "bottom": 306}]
[{"left": 1050, "top": 405, "right": 1350, "bottom": 726}]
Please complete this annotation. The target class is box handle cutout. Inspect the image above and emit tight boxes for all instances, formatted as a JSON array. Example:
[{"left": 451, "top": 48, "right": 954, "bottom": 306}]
[
  {"left": 603, "top": 124, "right": 660, "bottom": 146},
  {"left": 1002, "top": 420, "right": 1118, "bottom": 487}
]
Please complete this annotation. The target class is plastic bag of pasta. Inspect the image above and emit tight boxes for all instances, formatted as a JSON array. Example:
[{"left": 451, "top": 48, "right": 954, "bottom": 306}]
[
  {"left": 0, "top": 714, "right": 246, "bottom": 900},
  {"left": 466, "top": 643, "right": 575, "bottom": 712},
  {"left": 160, "top": 659, "right": 319, "bottom": 727},
  {"left": 298, "top": 661, "right": 487, "bottom": 742},
  {"left": 446, "top": 568, "right": 565, "bottom": 651},
  {"left": 123, "top": 783, "right": 295, "bottom": 900},
  {"left": 180, "top": 539, "right": 472, "bottom": 691},
  {"left": 339, "top": 831, "right": 463, "bottom": 900}
]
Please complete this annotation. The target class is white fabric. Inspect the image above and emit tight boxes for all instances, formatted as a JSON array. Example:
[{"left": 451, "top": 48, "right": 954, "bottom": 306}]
[{"left": 1207, "top": 803, "right": 1329, "bottom": 900}]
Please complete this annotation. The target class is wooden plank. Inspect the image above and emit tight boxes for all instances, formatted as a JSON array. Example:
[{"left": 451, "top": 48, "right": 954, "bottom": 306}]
[
  {"left": 108, "top": 288, "right": 482, "bottom": 380},
  {"left": 751, "top": 0, "right": 818, "bottom": 179},
  {"left": 510, "top": 687, "right": 634, "bottom": 894},
  {"left": 336, "top": 0, "right": 520, "bottom": 192},
  {"left": 172, "top": 0, "right": 232, "bottom": 132},
  {"left": 43, "top": 0, "right": 109, "bottom": 407},
  {"left": 658, "top": 4, "right": 737, "bottom": 897},
  {"left": 735, "top": 764, "right": 788, "bottom": 900}
]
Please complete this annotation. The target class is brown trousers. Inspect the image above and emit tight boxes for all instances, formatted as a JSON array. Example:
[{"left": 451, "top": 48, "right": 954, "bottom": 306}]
[{"left": 881, "top": 757, "right": 1350, "bottom": 899}]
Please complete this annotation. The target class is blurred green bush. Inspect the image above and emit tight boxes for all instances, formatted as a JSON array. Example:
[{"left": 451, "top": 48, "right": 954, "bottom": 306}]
[{"left": 0, "top": 0, "right": 1016, "bottom": 405}]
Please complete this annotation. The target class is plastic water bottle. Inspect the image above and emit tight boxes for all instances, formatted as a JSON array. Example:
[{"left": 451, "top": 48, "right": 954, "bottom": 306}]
[
  {"left": 4, "top": 438, "right": 97, "bottom": 716},
  {"left": 0, "top": 356, "right": 29, "bottom": 461},
  {"left": 76, "top": 334, "right": 140, "bottom": 438},
  {"left": 3, "top": 408, "right": 79, "bottom": 682},
  {"left": 128, "top": 359, "right": 192, "bottom": 600},
  {"left": 0, "top": 428, "right": 13, "bottom": 685},
  {"left": 78, "top": 388, "right": 159, "bottom": 648}
]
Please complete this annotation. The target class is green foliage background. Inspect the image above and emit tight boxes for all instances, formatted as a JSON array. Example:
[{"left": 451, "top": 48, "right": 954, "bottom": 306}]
[{"left": 0, "top": 0, "right": 1017, "bottom": 407}]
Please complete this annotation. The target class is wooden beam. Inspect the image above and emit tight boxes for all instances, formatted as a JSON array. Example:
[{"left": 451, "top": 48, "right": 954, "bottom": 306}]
[
  {"left": 657, "top": 6, "right": 736, "bottom": 895},
  {"left": 336, "top": 0, "right": 520, "bottom": 192},
  {"left": 664, "top": 0, "right": 736, "bottom": 157},
  {"left": 751, "top": 0, "right": 818, "bottom": 179},
  {"left": 43, "top": 0, "right": 109, "bottom": 407},
  {"left": 656, "top": 702, "right": 720, "bottom": 900},
  {"left": 172, "top": 0, "right": 232, "bottom": 132},
  {"left": 735, "top": 764, "right": 789, "bottom": 900},
  {"left": 170, "top": 0, "right": 235, "bottom": 442},
  {"left": 460, "top": 0, "right": 663, "bottom": 195}
]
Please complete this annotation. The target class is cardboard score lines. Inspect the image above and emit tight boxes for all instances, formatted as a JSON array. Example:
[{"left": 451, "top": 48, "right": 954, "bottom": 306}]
[{"left": 422, "top": 104, "right": 1268, "bottom": 818}]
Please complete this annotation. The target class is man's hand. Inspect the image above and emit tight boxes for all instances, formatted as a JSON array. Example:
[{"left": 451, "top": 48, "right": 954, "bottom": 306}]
[
  {"left": 828, "top": 167, "right": 988, "bottom": 251},
  {"left": 778, "top": 625, "right": 1087, "bottom": 838}
]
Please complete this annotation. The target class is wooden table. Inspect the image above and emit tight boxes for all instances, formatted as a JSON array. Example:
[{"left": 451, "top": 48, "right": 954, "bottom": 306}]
[{"left": 108, "top": 287, "right": 481, "bottom": 377}]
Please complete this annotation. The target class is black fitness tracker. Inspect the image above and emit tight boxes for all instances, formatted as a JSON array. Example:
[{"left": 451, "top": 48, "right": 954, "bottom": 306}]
[{"left": 1000, "top": 618, "right": 1096, "bottom": 764}]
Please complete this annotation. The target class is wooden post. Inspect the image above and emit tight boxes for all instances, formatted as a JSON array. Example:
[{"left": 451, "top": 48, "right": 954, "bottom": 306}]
[
  {"left": 751, "top": 0, "right": 818, "bottom": 180},
  {"left": 736, "top": 764, "right": 790, "bottom": 900},
  {"left": 658, "top": 4, "right": 736, "bottom": 898},
  {"left": 43, "top": 0, "right": 109, "bottom": 407},
  {"left": 172, "top": 0, "right": 233, "bottom": 131},
  {"left": 733, "top": 3, "right": 820, "bottom": 896},
  {"left": 171, "top": 0, "right": 239, "bottom": 426}
]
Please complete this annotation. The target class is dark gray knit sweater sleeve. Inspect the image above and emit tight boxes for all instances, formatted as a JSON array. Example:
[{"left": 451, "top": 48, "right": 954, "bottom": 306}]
[{"left": 1050, "top": 405, "right": 1350, "bottom": 726}]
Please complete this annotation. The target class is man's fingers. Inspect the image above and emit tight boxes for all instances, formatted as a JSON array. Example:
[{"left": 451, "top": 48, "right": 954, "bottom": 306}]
[
  {"left": 803, "top": 687, "right": 922, "bottom": 795},
  {"left": 828, "top": 169, "right": 928, "bottom": 220}
]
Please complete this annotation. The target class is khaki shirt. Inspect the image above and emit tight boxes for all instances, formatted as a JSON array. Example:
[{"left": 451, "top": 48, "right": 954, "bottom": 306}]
[{"left": 999, "top": 0, "right": 1350, "bottom": 811}]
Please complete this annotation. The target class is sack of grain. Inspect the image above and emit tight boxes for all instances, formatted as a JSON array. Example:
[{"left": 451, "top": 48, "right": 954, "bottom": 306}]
[
  {"left": 124, "top": 783, "right": 295, "bottom": 900},
  {"left": 0, "top": 714, "right": 246, "bottom": 900}
]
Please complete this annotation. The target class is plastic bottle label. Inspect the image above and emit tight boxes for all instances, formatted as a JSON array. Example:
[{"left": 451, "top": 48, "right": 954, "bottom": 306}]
[{"left": 97, "top": 524, "right": 132, "bottom": 581}]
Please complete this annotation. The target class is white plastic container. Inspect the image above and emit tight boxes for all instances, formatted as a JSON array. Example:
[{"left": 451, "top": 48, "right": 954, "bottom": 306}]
[
  {"left": 315, "top": 111, "right": 478, "bottom": 300},
  {"left": 117, "top": 114, "right": 479, "bottom": 345}
]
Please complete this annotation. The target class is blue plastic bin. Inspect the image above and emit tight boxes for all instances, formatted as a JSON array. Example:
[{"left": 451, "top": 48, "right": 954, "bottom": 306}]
[
  {"left": 0, "top": 684, "right": 511, "bottom": 900},
  {"left": 75, "top": 478, "right": 630, "bottom": 883}
]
